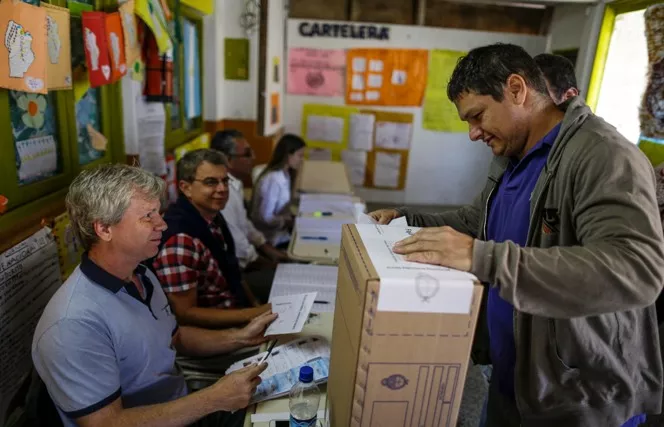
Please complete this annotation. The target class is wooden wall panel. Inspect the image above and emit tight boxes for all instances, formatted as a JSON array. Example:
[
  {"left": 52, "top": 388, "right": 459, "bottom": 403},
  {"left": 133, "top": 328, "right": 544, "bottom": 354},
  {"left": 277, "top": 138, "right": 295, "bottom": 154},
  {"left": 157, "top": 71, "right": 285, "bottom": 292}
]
[
  {"left": 426, "top": 0, "right": 552, "bottom": 35},
  {"left": 350, "top": 0, "right": 415, "bottom": 25},
  {"left": 289, "top": 0, "right": 349, "bottom": 20}
]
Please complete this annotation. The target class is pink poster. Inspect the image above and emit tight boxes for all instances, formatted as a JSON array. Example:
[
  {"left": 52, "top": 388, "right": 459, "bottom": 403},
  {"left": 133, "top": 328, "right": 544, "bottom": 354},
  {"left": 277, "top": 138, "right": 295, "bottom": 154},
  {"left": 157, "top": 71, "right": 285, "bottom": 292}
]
[{"left": 287, "top": 48, "right": 345, "bottom": 96}]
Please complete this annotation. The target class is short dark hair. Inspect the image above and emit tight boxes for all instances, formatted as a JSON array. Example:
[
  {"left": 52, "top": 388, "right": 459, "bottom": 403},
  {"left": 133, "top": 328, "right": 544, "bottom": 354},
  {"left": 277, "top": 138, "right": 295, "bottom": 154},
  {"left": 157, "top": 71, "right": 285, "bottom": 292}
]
[
  {"left": 447, "top": 43, "right": 549, "bottom": 103},
  {"left": 533, "top": 53, "right": 579, "bottom": 100},
  {"left": 177, "top": 149, "right": 228, "bottom": 182},
  {"left": 210, "top": 129, "right": 244, "bottom": 157}
]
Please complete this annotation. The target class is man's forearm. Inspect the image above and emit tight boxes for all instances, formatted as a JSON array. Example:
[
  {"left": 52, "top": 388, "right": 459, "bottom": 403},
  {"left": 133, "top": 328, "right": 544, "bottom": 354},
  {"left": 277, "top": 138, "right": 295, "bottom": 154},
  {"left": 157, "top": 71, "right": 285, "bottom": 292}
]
[
  {"left": 175, "top": 326, "right": 245, "bottom": 357},
  {"left": 101, "top": 387, "right": 223, "bottom": 427},
  {"left": 177, "top": 305, "right": 270, "bottom": 328}
]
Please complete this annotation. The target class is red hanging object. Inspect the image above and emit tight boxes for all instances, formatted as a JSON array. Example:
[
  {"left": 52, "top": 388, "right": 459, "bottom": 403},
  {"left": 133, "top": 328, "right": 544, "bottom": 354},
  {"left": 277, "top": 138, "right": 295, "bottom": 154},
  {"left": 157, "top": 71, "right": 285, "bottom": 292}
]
[{"left": 142, "top": 23, "right": 173, "bottom": 102}]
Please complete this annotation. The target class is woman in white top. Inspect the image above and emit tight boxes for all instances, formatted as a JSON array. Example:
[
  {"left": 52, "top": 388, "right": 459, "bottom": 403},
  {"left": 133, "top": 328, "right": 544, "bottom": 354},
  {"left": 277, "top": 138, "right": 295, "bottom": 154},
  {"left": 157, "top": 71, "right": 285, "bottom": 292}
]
[{"left": 251, "top": 134, "right": 306, "bottom": 248}]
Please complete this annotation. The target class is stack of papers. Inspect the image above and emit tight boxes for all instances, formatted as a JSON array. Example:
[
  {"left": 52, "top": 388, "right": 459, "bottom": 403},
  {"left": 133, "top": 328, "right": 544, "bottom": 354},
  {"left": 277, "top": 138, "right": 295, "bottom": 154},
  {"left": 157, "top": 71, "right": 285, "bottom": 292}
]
[
  {"left": 269, "top": 264, "right": 339, "bottom": 313},
  {"left": 226, "top": 336, "right": 330, "bottom": 404}
]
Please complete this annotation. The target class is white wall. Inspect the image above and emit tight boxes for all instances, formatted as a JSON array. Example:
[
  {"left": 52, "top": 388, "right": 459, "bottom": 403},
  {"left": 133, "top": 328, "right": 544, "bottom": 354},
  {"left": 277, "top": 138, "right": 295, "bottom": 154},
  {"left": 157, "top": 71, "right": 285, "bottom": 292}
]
[
  {"left": 284, "top": 19, "right": 547, "bottom": 205},
  {"left": 203, "top": 0, "right": 261, "bottom": 122}
]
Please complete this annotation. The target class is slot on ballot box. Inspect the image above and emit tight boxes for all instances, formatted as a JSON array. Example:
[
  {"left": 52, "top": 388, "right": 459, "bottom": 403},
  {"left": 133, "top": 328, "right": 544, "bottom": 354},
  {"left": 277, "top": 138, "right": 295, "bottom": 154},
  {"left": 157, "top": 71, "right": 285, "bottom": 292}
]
[{"left": 327, "top": 224, "right": 483, "bottom": 427}]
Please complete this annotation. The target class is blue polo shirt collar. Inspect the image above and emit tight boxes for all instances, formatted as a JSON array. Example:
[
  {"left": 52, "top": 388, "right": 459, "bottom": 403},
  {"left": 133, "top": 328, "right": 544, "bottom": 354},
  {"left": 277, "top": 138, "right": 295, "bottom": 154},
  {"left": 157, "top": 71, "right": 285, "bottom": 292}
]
[{"left": 80, "top": 253, "right": 154, "bottom": 307}]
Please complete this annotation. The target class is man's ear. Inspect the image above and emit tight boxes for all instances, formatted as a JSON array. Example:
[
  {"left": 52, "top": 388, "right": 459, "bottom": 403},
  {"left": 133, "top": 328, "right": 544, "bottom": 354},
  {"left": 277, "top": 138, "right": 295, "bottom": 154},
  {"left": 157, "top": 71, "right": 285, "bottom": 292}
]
[
  {"left": 563, "top": 88, "right": 579, "bottom": 102},
  {"left": 178, "top": 180, "right": 193, "bottom": 198},
  {"left": 93, "top": 221, "right": 112, "bottom": 243},
  {"left": 505, "top": 74, "right": 527, "bottom": 106}
]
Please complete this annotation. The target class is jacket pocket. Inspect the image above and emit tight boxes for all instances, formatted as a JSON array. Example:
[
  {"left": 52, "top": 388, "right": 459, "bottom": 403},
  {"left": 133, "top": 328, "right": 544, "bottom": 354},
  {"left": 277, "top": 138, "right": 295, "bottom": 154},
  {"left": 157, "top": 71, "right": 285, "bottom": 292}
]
[{"left": 547, "top": 319, "right": 580, "bottom": 377}]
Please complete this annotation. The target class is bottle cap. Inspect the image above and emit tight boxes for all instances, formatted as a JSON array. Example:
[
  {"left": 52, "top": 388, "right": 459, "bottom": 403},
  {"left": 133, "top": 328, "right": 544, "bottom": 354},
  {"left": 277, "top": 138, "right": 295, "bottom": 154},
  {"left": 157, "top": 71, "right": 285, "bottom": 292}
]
[{"left": 299, "top": 365, "right": 314, "bottom": 383}]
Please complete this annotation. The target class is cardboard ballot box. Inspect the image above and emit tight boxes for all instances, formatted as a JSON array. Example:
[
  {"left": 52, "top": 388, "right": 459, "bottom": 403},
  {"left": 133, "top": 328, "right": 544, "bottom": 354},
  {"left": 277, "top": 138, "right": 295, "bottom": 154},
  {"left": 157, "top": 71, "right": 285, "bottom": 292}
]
[{"left": 328, "top": 224, "right": 483, "bottom": 427}]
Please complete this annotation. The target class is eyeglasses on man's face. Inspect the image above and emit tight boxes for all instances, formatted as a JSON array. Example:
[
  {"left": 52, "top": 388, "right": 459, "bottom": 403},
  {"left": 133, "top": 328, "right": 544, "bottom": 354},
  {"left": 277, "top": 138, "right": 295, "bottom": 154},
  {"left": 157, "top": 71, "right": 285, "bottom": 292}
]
[{"left": 192, "top": 176, "right": 231, "bottom": 188}]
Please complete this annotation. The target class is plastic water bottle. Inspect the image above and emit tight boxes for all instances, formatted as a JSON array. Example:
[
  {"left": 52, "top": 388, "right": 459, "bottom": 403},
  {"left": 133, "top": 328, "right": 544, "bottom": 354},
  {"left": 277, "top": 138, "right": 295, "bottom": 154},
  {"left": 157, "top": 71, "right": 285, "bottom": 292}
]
[{"left": 289, "top": 366, "right": 320, "bottom": 427}]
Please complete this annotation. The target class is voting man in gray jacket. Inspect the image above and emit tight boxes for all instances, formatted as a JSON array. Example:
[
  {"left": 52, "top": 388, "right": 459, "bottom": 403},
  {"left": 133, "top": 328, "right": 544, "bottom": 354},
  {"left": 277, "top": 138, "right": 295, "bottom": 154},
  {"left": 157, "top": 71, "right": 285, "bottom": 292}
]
[{"left": 371, "top": 44, "right": 664, "bottom": 427}]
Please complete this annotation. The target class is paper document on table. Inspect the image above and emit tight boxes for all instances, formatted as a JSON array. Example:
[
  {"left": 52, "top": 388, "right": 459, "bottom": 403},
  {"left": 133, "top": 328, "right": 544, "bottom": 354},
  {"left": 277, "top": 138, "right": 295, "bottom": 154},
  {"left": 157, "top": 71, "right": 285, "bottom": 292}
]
[
  {"left": 355, "top": 224, "right": 476, "bottom": 314},
  {"left": 265, "top": 293, "right": 317, "bottom": 335},
  {"left": 269, "top": 264, "right": 338, "bottom": 313},
  {"left": 226, "top": 336, "right": 330, "bottom": 403},
  {"left": 296, "top": 216, "right": 354, "bottom": 233}
]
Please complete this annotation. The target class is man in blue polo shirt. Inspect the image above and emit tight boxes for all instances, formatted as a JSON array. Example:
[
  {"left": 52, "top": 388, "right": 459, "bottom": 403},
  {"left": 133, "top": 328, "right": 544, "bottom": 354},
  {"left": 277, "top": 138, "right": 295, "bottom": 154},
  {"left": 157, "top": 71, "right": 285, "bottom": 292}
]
[
  {"left": 32, "top": 164, "right": 277, "bottom": 427},
  {"left": 371, "top": 44, "right": 663, "bottom": 426}
]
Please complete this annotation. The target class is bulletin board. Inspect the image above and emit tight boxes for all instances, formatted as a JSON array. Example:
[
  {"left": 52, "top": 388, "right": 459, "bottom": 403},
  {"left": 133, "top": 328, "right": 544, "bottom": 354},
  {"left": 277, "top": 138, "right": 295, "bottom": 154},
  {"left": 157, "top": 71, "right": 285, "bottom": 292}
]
[
  {"left": 300, "top": 103, "right": 359, "bottom": 161},
  {"left": 345, "top": 48, "right": 428, "bottom": 106},
  {"left": 285, "top": 19, "right": 547, "bottom": 205}
]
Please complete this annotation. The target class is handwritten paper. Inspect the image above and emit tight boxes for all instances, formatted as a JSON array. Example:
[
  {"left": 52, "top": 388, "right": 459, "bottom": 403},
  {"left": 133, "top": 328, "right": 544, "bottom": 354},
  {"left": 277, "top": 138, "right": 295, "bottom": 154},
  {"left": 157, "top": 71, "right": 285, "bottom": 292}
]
[
  {"left": 43, "top": 4, "right": 72, "bottom": 90},
  {"left": 288, "top": 48, "right": 345, "bottom": 96},
  {"left": 137, "top": 98, "right": 167, "bottom": 176},
  {"left": 0, "top": 0, "right": 47, "bottom": 93},
  {"left": 306, "top": 115, "right": 344, "bottom": 143},
  {"left": 342, "top": 150, "right": 367, "bottom": 186},
  {"left": 265, "top": 293, "right": 317, "bottom": 336},
  {"left": 16, "top": 136, "right": 58, "bottom": 184},
  {"left": 348, "top": 113, "right": 374, "bottom": 151},
  {"left": 0, "top": 228, "right": 62, "bottom": 421},
  {"left": 375, "top": 121, "right": 412, "bottom": 150},
  {"left": 422, "top": 50, "right": 467, "bottom": 132},
  {"left": 373, "top": 152, "right": 401, "bottom": 188}
]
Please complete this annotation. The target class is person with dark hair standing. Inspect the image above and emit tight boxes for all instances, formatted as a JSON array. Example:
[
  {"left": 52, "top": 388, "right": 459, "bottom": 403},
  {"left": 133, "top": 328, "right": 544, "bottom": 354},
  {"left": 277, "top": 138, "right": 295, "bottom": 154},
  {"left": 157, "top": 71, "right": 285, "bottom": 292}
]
[
  {"left": 370, "top": 43, "right": 664, "bottom": 427},
  {"left": 211, "top": 129, "right": 290, "bottom": 272},
  {"left": 251, "top": 134, "right": 306, "bottom": 248},
  {"left": 533, "top": 53, "right": 580, "bottom": 105}
]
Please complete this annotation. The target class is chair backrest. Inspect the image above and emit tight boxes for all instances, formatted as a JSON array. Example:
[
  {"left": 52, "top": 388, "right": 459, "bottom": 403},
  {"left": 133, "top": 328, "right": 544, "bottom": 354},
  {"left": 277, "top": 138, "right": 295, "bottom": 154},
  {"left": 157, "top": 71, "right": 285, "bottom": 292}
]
[{"left": 252, "top": 164, "right": 267, "bottom": 185}]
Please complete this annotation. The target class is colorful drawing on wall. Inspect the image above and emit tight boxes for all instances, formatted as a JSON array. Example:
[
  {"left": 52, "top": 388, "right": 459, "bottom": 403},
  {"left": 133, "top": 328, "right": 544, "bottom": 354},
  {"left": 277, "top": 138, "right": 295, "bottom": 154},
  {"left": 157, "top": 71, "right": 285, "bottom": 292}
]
[
  {"left": 224, "top": 38, "right": 249, "bottom": 80},
  {"left": 301, "top": 104, "right": 360, "bottom": 161},
  {"left": 42, "top": 3, "right": 72, "bottom": 90},
  {"left": 68, "top": 1, "right": 93, "bottom": 74},
  {"left": 0, "top": 1, "right": 47, "bottom": 94},
  {"left": 8, "top": 90, "right": 61, "bottom": 185},
  {"left": 288, "top": 48, "right": 345, "bottom": 97},
  {"left": 134, "top": 0, "right": 172, "bottom": 55},
  {"left": 271, "top": 92, "right": 280, "bottom": 125},
  {"left": 105, "top": 12, "right": 128, "bottom": 83},
  {"left": 119, "top": 0, "right": 141, "bottom": 72},
  {"left": 422, "top": 49, "right": 467, "bottom": 132},
  {"left": 183, "top": 18, "right": 201, "bottom": 119},
  {"left": 81, "top": 12, "right": 112, "bottom": 88},
  {"left": 345, "top": 49, "right": 428, "bottom": 106},
  {"left": 143, "top": 25, "right": 173, "bottom": 102},
  {"left": 76, "top": 88, "right": 105, "bottom": 165}
]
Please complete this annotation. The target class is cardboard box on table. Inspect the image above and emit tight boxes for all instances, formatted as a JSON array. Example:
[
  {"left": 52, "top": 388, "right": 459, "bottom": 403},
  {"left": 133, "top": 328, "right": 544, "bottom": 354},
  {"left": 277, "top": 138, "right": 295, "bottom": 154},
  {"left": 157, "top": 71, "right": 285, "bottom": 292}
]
[{"left": 328, "top": 224, "right": 483, "bottom": 427}]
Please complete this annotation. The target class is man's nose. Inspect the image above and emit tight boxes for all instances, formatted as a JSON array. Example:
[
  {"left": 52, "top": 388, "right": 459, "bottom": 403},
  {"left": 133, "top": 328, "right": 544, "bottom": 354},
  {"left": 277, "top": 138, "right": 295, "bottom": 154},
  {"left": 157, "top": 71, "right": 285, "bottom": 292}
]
[{"left": 469, "top": 125, "right": 483, "bottom": 141}]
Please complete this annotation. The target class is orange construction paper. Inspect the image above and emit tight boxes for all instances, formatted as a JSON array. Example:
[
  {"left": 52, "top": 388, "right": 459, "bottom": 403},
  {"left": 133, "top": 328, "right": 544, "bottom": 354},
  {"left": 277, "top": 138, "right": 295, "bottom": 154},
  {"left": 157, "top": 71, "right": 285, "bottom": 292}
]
[
  {"left": 345, "top": 49, "right": 429, "bottom": 107},
  {"left": 43, "top": 3, "right": 73, "bottom": 90},
  {"left": 119, "top": 0, "right": 141, "bottom": 69},
  {"left": 105, "top": 12, "right": 127, "bottom": 83},
  {"left": 0, "top": 0, "right": 48, "bottom": 94}
]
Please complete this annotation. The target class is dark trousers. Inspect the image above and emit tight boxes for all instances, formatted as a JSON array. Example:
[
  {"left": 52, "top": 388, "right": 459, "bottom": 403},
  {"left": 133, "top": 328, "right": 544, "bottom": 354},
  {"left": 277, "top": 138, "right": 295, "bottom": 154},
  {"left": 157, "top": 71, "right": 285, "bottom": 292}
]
[
  {"left": 192, "top": 409, "right": 246, "bottom": 427},
  {"left": 485, "top": 379, "right": 521, "bottom": 427}
]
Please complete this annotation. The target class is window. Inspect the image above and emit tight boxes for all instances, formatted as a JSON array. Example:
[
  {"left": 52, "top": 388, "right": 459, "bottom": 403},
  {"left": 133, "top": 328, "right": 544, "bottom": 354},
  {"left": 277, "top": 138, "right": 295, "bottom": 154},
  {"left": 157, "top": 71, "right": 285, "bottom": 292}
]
[
  {"left": 587, "top": 0, "right": 660, "bottom": 144},
  {"left": 164, "top": 6, "right": 204, "bottom": 151}
]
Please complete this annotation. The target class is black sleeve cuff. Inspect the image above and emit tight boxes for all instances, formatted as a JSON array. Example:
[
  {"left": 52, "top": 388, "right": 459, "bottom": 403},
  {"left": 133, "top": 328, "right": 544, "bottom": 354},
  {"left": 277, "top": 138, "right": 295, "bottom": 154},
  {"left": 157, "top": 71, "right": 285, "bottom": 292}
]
[{"left": 63, "top": 387, "right": 122, "bottom": 419}]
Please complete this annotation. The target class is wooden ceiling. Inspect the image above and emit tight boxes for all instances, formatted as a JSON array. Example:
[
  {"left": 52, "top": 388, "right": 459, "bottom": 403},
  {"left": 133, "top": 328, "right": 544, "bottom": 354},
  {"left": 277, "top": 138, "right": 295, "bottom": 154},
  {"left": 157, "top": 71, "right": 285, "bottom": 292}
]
[{"left": 289, "top": 0, "right": 553, "bottom": 35}]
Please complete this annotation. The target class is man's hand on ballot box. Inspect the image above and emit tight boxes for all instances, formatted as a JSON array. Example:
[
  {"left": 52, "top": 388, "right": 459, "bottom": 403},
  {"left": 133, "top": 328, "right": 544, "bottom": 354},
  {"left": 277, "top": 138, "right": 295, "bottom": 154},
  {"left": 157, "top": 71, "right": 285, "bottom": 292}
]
[{"left": 392, "top": 226, "right": 474, "bottom": 272}]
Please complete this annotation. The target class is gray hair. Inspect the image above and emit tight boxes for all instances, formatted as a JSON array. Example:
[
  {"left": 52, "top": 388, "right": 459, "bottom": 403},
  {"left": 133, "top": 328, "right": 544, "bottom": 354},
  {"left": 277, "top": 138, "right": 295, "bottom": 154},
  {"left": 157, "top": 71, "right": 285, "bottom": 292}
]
[
  {"left": 66, "top": 164, "right": 165, "bottom": 250},
  {"left": 176, "top": 149, "right": 229, "bottom": 182},
  {"left": 210, "top": 129, "right": 243, "bottom": 158}
]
